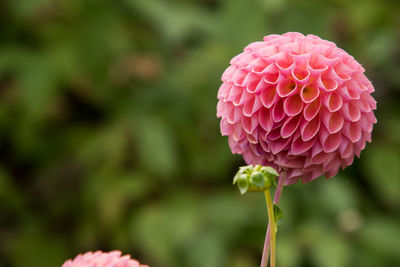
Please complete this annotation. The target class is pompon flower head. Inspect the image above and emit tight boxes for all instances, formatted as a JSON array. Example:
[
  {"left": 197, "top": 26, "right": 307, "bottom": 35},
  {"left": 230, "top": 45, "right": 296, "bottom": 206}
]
[
  {"left": 62, "top": 251, "right": 148, "bottom": 267},
  {"left": 217, "top": 32, "right": 377, "bottom": 184}
]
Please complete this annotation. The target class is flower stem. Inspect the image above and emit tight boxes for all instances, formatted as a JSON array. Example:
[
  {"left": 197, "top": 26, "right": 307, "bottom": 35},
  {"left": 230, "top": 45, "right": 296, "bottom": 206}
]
[
  {"left": 264, "top": 189, "right": 276, "bottom": 267},
  {"left": 260, "top": 172, "right": 286, "bottom": 267}
]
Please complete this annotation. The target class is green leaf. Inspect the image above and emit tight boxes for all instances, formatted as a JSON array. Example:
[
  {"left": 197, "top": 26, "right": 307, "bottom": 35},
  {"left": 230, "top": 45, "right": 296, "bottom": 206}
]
[{"left": 273, "top": 204, "right": 283, "bottom": 225}]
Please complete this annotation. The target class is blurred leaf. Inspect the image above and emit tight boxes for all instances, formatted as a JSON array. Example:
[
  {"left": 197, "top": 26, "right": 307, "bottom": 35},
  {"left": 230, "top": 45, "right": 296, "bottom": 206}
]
[
  {"left": 303, "top": 222, "right": 351, "bottom": 267},
  {"left": 135, "top": 118, "right": 178, "bottom": 179},
  {"left": 362, "top": 144, "right": 400, "bottom": 207},
  {"left": 359, "top": 217, "right": 400, "bottom": 258}
]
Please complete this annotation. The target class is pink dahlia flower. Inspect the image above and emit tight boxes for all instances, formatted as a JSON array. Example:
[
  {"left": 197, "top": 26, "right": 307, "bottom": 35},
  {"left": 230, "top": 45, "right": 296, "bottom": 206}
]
[
  {"left": 62, "top": 251, "right": 148, "bottom": 267},
  {"left": 217, "top": 32, "right": 376, "bottom": 184}
]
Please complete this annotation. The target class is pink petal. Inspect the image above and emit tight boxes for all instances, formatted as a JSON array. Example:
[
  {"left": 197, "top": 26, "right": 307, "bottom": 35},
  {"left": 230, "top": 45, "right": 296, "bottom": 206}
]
[
  {"left": 336, "top": 85, "right": 353, "bottom": 100},
  {"left": 342, "top": 121, "right": 362, "bottom": 142},
  {"left": 246, "top": 132, "right": 258, "bottom": 144},
  {"left": 300, "top": 84, "right": 320, "bottom": 103},
  {"left": 233, "top": 123, "right": 245, "bottom": 141},
  {"left": 220, "top": 118, "right": 234, "bottom": 135},
  {"left": 346, "top": 80, "right": 361, "bottom": 99},
  {"left": 232, "top": 68, "right": 248, "bottom": 86},
  {"left": 221, "top": 65, "right": 237, "bottom": 82},
  {"left": 320, "top": 130, "right": 342, "bottom": 153},
  {"left": 292, "top": 67, "right": 310, "bottom": 83},
  {"left": 217, "top": 83, "right": 232, "bottom": 100},
  {"left": 272, "top": 99, "right": 286, "bottom": 122},
  {"left": 244, "top": 41, "right": 266, "bottom": 52},
  {"left": 303, "top": 97, "right": 321, "bottom": 121},
  {"left": 339, "top": 140, "right": 354, "bottom": 158},
  {"left": 250, "top": 143, "right": 266, "bottom": 157},
  {"left": 291, "top": 135, "right": 317, "bottom": 155},
  {"left": 260, "top": 85, "right": 277, "bottom": 108},
  {"left": 267, "top": 122, "right": 284, "bottom": 141},
  {"left": 242, "top": 115, "right": 256, "bottom": 134},
  {"left": 227, "top": 85, "right": 242, "bottom": 102},
  {"left": 246, "top": 79, "right": 261, "bottom": 93},
  {"left": 227, "top": 106, "right": 242, "bottom": 124},
  {"left": 259, "top": 108, "right": 273, "bottom": 132},
  {"left": 322, "top": 111, "right": 344, "bottom": 134},
  {"left": 307, "top": 53, "right": 329, "bottom": 72},
  {"left": 281, "top": 115, "right": 302, "bottom": 138},
  {"left": 277, "top": 79, "right": 298, "bottom": 97},
  {"left": 342, "top": 101, "right": 361, "bottom": 122},
  {"left": 280, "top": 156, "right": 305, "bottom": 168},
  {"left": 216, "top": 100, "right": 227, "bottom": 117},
  {"left": 242, "top": 72, "right": 259, "bottom": 90},
  {"left": 270, "top": 137, "right": 292, "bottom": 154},
  {"left": 263, "top": 64, "right": 280, "bottom": 83},
  {"left": 259, "top": 138, "right": 270, "bottom": 153},
  {"left": 236, "top": 89, "right": 252, "bottom": 106},
  {"left": 243, "top": 97, "right": 262, "bottom": 116},
  {"left": 318, "top": 74, "right": 338, "bottom": 91},
  {"left": 324, "top": 93, "right": 343, "bottom": 112},
  {"left": 237, "top": 52, "right": 257, "bottom": 68},
  {"left": 275, "top": 52, "right": 295, "bottom": 70},
  {"left": 247, "top": 57, "right": 265, "bottom": 73},
  {"left": 283, "top": 94, "right": 303, "bottom": 116},
  {"left": 258, "top": 45, "right": 279, "bottom": 58},
  {"left": 323, "top": 155, "right": 341, "bottom": 172},
  {"left": 301, "top": 115, "right": 320, "bottom": 141},
  {"left": 263, "top": 34, "right": 281, "bottom": 42},
  {"left": 333, "top": 62, "right": 353, "bottom": 81},
  {"left": 311, "top": 151, "right": 335, "bottom": 165}
]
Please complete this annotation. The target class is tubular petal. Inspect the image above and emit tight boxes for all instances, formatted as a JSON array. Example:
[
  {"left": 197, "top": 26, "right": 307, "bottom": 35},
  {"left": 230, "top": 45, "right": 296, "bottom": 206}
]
[
  {"left": 342, "top": 121, "right": 362, "bottom": 142},
  {"left": 303, "top": 97, "right": 321, "bottom": 121},
  {"left": 281, "top": 115, "right": 302, "bottom": 138},
  {"left": 291, "top": 135, "right": 317, "bottom": 155},
  {"left": 292, "top": 67, "right": 310, "bottom": 83},
  {"left": 324, "top": 93, "right": 343, "bottom": 112},
  {"left": 342, "top": 102, "right": 361, "bottom": 122},
  {"left": 272, "top": 99, "right": 286, "bottom": 122},
  {"left": 259, "top": 108, "right": 273, "bottom": 132},
  {"left": 220, "top": 118, "right": 234, "bottom": 135},
  {"left": 322, "top": 111, "right": 344, "bottom": 134},
  {"left": 284, "top": 94, "right": 303, "bottom": 116},
  {"left": 300, "top": 84, "right": 320, "bottom": 103},
  {"left": 277, "top": 79, "right": 297, "bottom": 97},
  {"left": 319, "top": 76, "right": 338, "bottom": 91},
  {"left": 260, "top": 85, "right": 277, "bottom": 108},
  {"left": 322, "top": 131, "right": 342, "bottom": 153},
  {"left": 301, "top": 116, "right": 320, "bottom": 141}
]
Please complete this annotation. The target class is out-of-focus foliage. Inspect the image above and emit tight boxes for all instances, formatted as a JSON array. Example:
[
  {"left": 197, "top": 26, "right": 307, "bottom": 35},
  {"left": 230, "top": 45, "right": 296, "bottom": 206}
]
[{"left": 0, "top": 0, "right": 399, "bottom": 266}]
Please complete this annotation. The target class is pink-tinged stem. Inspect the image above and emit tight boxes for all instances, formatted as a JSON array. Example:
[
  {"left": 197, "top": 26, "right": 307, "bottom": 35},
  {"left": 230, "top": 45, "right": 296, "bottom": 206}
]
[{"left": 260, "top": 172, "right": 286, "bottom": 267}]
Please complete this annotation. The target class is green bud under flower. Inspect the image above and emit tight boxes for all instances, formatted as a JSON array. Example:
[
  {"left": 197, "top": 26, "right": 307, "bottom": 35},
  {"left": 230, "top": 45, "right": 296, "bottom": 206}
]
[{"left": 233, "top": 165, "right": 279, "bottom": 195}]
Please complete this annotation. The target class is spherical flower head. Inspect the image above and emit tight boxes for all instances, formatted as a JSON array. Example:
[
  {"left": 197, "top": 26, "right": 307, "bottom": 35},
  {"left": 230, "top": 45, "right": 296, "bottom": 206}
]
[
  {"left": 217, "top": 32, "right": 377, "bottom": 184},
  {"left": 62, "top": 251, "right": 148, "bottom": 267}
]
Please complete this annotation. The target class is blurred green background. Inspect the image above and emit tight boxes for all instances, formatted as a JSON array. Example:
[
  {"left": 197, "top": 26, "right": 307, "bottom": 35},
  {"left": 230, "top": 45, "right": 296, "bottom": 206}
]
[{"left": 0, "top": 0, "right": 399, "bottom": 266}]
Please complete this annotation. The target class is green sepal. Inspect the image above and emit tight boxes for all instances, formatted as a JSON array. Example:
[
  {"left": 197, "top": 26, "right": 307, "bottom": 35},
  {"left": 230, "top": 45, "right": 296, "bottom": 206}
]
[
  {"left": 250, "top": 171, "right": 265, "bottom": 189},
  {"left": 260, "top": 166, "right": 279, "bottom": 187},
  {"left": 237, "top": 175, "right": 249, "bottom": 195},
  {"left": 260, "top": 166, "right": 279, "bottom": 177}
]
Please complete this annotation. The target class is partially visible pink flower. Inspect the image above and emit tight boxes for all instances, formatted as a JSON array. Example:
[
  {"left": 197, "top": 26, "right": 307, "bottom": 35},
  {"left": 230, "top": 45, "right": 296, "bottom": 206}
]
[
  {"left": 62, "top": 251, "right": 148, "bottom": 267},
  {"left": 217, "top": 32, "right": 377, "bottom": 184}
]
